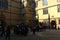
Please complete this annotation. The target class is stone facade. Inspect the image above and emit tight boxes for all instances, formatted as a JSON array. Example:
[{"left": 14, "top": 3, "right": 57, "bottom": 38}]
[{"left": 0, "top": 0, "right": 22, "bottom": 25}]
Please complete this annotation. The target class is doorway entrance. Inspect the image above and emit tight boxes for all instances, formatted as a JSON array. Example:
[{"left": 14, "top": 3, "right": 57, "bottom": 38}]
[{"left": 51, "top": 20, "right": 56, "bottom": 29}]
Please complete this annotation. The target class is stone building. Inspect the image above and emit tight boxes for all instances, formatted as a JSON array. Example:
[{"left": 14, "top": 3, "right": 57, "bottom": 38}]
[
  {"left": 0, "top": 0, "right": 36, "bottom": 26},
  {"left": 22, "top": 0, "right": 36, "bottom": 25},
  {"left": 35, "top": 0, "right": 60, "bottom": 29},
  {"left": 0, "top": 0, "right": 25, "bottom": 25}
]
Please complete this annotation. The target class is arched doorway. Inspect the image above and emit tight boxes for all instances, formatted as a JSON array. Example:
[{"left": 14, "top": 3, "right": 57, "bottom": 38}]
[{"left": 51, "top": 20, "right": 56, "bottom": 29}]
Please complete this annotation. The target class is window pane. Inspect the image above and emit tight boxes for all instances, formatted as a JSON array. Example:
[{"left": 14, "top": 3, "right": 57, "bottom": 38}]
[
  {"left": 36, "top": 1, "right": 38, "bottom": 7},
  {"left": 43, "top": 8, "right": 48, "bottom": 14},
  {"left": 58, "top": 5, "right": 60, "bottom": 12},
  {"left": 43, "top": 0, "right": 48, "bottom": 6},
  {"left": 0, "top": 0, "right": 8, "bottom": 9},
  {"left": 57, "top": 0, "right": 60, "bottom": 2}
]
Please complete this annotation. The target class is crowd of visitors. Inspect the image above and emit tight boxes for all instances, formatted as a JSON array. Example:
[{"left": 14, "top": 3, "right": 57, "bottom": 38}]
[
  {"left": 0, "top": 23, "right": 29, "bottom": 40},
  {"left": 0, "top": 22, "right": 53, "bottom": 40}
]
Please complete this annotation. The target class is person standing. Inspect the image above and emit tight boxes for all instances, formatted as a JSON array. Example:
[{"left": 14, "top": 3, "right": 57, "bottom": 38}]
[
  {"left": 0, "top": 25, "right": 5, "bottom": 37},
  {"left": 0, "top": 21, "right": 6, "bottom": 37},
  {"left": 31, "top": 25, "right": 36, "bottom": 35},
  {"left": 5, "top": 25, "right": 11, "bottom": 40}
]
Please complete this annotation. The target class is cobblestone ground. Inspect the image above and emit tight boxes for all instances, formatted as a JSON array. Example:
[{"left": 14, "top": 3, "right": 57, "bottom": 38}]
[{"left": 0, "top": 29, "right": 60, "bottom": 40}]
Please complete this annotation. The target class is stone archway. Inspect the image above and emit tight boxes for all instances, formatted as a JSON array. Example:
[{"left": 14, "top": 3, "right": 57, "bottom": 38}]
[{"left": 51, "top": 20, "right": 56, "bottom": 29}]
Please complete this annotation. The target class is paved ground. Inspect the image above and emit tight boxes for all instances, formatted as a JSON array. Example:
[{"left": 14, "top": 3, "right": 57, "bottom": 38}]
[
  {"left": 37, "top": 29, "right": 60, "bottom": 40},
  {"left": 0, "top": 29, "right": 60, "bottom": 40}
]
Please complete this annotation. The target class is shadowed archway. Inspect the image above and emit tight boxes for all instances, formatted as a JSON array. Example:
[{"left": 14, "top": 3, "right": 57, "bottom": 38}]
[{"left": 51, "top": 20, "right": 56, "bottom": 29}]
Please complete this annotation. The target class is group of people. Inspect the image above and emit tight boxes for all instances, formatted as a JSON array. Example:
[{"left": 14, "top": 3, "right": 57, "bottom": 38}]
[
  {"left": 14, "top": 24, "right": 28, "bottom": 36},
  {"left": 0, "top": 23, "right": 29, "bottom": 40},
  {"left": 0, "top": 25, "right": 11, "bottom": 40},
  {"left": 0, "top": 22, "right": 48, "bottom": 40}
]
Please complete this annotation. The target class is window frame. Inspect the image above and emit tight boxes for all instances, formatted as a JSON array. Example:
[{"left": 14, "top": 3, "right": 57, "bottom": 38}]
[
  {"left": 57, "top": 5, "right": 60, "bottom": 12},
  {"left": 0, "top": 0, "right": 8, "bottom": 9},
  {"left": 57, "top": 0, "right": 60, "bottom": 2},
  {"left": 43, "top": 8, "right": 48, "bottom": 14},
  {"left": 43, "top": 0, "right": 48, "bottom": 6}
]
